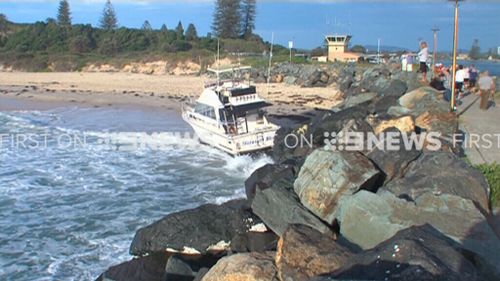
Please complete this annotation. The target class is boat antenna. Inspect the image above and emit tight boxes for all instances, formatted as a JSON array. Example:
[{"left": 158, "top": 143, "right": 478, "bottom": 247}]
[
  {"left": 267, "top": 32, "right": 274, "bottom": 94},
  {"left": 217, "top": 38, "right": 220, "bottom": 85}
]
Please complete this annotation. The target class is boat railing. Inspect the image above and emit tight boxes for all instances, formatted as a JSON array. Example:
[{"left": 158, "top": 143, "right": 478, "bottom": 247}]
[{"left": 204, "top": 79, "right": 244, "bottom": 89}]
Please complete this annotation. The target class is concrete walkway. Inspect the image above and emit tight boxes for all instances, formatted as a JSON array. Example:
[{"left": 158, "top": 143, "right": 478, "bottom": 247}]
[{"left": 459, "top": 93, "right": 500, "bottom": 164}]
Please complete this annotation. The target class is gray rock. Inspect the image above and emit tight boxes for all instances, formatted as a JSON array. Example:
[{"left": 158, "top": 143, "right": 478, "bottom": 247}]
[
  {"left": 244, "top": 164, "right": 295, "bottom": 203},
  {"left": 398, "top": 86, "right": 449, "bottom": 116},
  {"left": 251, "top": 179, "right": 333, "bottom": 236},
  {"left": 96, "top": 253, "right": 168, "bottom": 281},
  {"left": 398, "top": 87, "right": 458, "bottom": 135},
  {"left": 334, "top": 92, "right": 376, "bottom": 112},
  {"left": 383, "top": 152, "right": 490, "bottom": 214},
  {"left": 164, "top": 255, "right": 219, "bottom": 281},
  {"left": 284, "top": 76, "right": 297, "bottom": 85},
  {"left": 387, "top": 105, "right": 411, "bottom": 116},
  {"left": 230, "top": 231, "right": 278, "bottom": 253},
  {"left": 365, "top": 141, "right": 422, "bottom": 184},
  {"left": 294, "top": 149, "right": 381, "bottom": 225},
  {"left": 335, "top": 190, "right": 500, "bottom": 279},
  {"left": 130, "top": 199, "right": 258, "bottom": 256},
  {"left": 381, "top": 79, "right": 408, "bottom": 97},
  {"left": 315, "top": 225, "right": 484, "bottom": 281},
  {"left": 276, "top": 224, "right": 354, "bottom": 281}
]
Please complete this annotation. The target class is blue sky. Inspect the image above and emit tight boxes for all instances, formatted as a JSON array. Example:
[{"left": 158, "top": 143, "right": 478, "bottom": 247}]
[{"left": 0, "top": 0, "right": 499, "bottom": 52}]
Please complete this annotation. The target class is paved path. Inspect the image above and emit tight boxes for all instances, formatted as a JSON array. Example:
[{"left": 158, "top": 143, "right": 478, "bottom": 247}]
[{"left": 459, "top": 93, "right": 500, "bottom": 164}]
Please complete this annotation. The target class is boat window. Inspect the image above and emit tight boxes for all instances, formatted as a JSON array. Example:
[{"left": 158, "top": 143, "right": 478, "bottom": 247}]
[{"left": 195, "top": 103, "right": 216, "bottom": 120}]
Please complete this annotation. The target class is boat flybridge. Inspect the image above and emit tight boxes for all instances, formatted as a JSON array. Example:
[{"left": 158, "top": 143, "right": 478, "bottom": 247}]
[{"left": 182, "top": 66, "right": 280, "bottom": 155}]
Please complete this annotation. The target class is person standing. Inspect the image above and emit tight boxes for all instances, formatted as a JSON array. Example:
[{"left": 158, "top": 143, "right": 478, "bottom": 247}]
[
  {"left": 469, "top": 65, "right": 479, "bottom": 88},
  {"left": 418, "top": 42, "right": 429, "bottom": 82},
  {"left": 478, "top": 71, "right": 495, "bottom": 110},
  {"left": 401, "top": 54, "right": 408, "bottom": 72},
  {"left": 406, "top": 53, "right": 414, "bottom": 72},
  {"left": 463, "top": 66, "right": 470, "bottom": 90},
  {"left": 455, "top": 65, "right": 466, "bottom": 99}
]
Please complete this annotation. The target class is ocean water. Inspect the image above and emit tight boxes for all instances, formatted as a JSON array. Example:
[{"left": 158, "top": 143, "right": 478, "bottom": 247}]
[
  {"left": 442, "top": 60, "right": 500, "bottom": 77},
  {"left": 0, "top": 105, "right": 272, "bottom": 281}
]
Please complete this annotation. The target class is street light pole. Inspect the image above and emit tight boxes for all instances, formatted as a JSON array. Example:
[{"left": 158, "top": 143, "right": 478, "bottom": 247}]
[
  {"left": 431, "top": 27, "right": 440, "bottom": 79},
  {"left": 450, "top": 0, "right": 463, "bottom": 112}
]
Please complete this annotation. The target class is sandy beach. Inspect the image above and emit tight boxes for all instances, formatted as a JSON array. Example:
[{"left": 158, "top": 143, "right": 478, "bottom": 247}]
[{"left": 0, "top": 72, "right": 342, "bottom": 113}]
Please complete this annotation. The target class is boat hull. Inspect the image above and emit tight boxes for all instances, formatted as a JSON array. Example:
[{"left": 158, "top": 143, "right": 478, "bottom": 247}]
[{"left": 182, "top": 112, "right": 278, "bottom": 156}]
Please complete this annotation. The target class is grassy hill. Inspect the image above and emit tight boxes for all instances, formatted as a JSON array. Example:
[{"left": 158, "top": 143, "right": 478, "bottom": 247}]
[{"left": 0, "top": 16, "right": 292, "bottom": 72}]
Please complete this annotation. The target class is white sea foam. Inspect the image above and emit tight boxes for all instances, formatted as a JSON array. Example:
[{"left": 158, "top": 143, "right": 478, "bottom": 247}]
[{"left": 0, "top": 107, "right": 275, "bottom": 280}]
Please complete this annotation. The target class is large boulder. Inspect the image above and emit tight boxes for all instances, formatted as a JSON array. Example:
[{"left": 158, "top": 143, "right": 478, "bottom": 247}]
[
  {"left": 383, "top": 152, "right": 490, "bottom": 214},
  {"left": 294, "top": 149, "right": 381, "bottom": 225},
  {"left": 399, "top": 87, "right": 446, "bottom": 115},
  {"left": 245, "top": 164, "right": 295, "bottom": 203},
  {"left": 333, "top": 92, "right": 376, "bottom": 112},
  {"left": 381, "top": 79, "right": 408, "bottom": 97},
  {"left": 96, "top": 253, "right": 168, "bottom": 281},
  {"left": 276, "top": 224, "right": 354, "bottom": 281},
  {"left": 313, "top": 225, "right": 483, "bottom": 281},
  {"left": 415, "top": 110, "right": 458, "bottom": 136},
  {"left": 398, "top": 87, "right": 458, "bottom": 136},
  {"left": 201, "top": 252, "right": 278, "bottom": 281},
  {"left": 130, "top": 199, "right": 260, "bottom": 256},
  {"left": 310, "top": 104, "right": 370, "bottom": 146},
  {"left": 335, "top": 190, "right": 500, "bottom": 279},
  {"left": 251, "top": 179, "right": 333, "bottom": 236},
  {"left": 272, "top": 126, "right": 314, "bottom": 168}
]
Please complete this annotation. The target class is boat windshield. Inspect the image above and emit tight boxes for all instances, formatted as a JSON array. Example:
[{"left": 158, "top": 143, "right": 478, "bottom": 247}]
[{"left": 194, "top": 103, "right": 216, "bottom": 120}]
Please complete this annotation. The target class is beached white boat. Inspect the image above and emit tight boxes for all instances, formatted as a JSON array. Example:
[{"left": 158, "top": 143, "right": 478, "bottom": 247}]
[{"left": 182, "top": 66, "right": 279, "bottom": 155}]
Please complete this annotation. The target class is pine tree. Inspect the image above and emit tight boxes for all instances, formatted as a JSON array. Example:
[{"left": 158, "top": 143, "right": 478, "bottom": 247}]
[
  {"left": 185, "top": 23, "right": 198, "bottom": 41},
  {"left": 240, "top": 0, "right": 256, "bottom": 38},
  {"left": 57, "top": 0, "right": 71, "bottom": 27},
  {"left": 142, "top": 20, "right": 152, "bottom": 31},
  {"left": 175, "top": 21, "right": 184, "bottom": 39},
  {"left": 212, "top": 0, "right": 241, "bottom": 38},
  {"left": 100, "top": 0, "right": 118, "bottom": 31},
  {"left": 160, "top": 24, "right": 168, "bottom": 32}
]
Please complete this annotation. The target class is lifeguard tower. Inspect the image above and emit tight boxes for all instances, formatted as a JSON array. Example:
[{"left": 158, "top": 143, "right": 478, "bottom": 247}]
[{"left": 325, "top": 35, "right": 360, "bottom": 62}]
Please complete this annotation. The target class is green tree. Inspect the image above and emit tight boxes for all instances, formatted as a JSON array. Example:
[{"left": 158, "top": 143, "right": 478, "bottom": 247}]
[
  {"left": 100, "top": 0, "right": 118, "bottom": 31},
  {"left": 160, "top": 24, "right": 168, "bottom": 32},
  {"left": 185, "top": 23, "right": 198, "bottom": 41},
  {"left": 57, "top": 0, "right": 71, "bottom": 27},
  {"left": 240, "top": 0, "right": 256, "bottom": 38},
  {"left": 0, "top": 14, "right": 7, "bottom": 33},
  {"left": 212, "top": 0, "right": 241, "bottom": 38},
  {"left": 142, "top": 20, "right": 152, "bottom": 31},
  {"left": 311, "top": 47, "right": 327, "bottom": 57},
  {"left": 351, "top": 45, "right": 366, "bottom": 53},
  {"left": 175, "top": 21, "right": 184, "bottom": 40},
  {"left": 469, "top": 39, "right": 481, "bottom": 60}
]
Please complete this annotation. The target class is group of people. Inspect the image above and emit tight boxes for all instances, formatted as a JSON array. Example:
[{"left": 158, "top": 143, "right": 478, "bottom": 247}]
[
  {"left": 430, "top": 63, "right": 496, "bottom": 111},
  {"left": 412, "top": 41, "right": 497, "bottom": 111}
]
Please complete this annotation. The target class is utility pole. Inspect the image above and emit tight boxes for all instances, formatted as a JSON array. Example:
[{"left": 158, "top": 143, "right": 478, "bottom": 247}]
[
  {"left": 449, "top": 0, "right": 464, "bottom": 112},
  {"left": 431, "top": 27, "right": 440, "bottom": 79}
]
